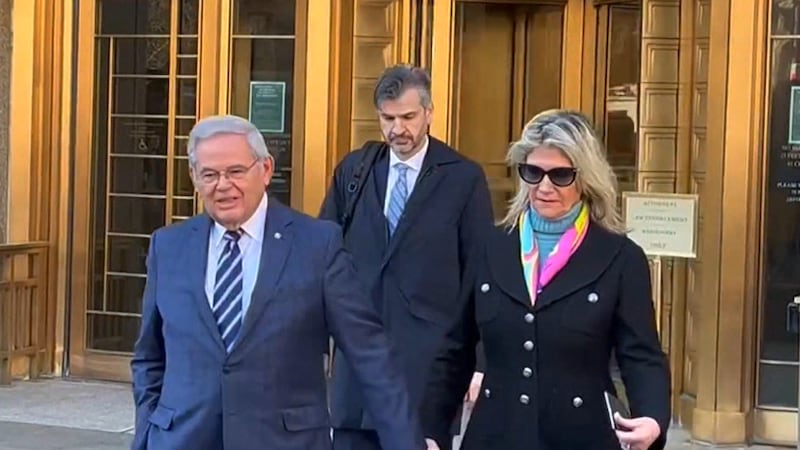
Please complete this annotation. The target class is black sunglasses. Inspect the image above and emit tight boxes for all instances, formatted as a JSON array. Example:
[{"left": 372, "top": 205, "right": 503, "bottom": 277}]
[{"left": 517, "top": 163, "right": 578, "bottom": 187}]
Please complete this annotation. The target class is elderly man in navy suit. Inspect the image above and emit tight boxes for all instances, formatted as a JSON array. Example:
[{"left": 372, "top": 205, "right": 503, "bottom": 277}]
[{"left": 130, "top": 115, "right": 424, "bottom": 450}]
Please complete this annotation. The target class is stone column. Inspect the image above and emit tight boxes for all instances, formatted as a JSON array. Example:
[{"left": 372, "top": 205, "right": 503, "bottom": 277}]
[
  {"left": 0, "top": 0, "right": 11, "bottom": 243},
  {"left": 691, "top": 0, "right": 765, "bottom": 443}
]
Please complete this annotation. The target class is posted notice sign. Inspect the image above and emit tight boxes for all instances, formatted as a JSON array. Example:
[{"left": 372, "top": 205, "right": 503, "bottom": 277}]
[
  {"left": 622, "top": 192, "right": 698, "bottom": 259},
  {"left": 249, "top": 81, "right": 286, "bottom": 134}
]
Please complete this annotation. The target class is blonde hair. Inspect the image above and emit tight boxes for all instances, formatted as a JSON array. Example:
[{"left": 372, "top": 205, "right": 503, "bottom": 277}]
[{"left": 499, "top": 109, "right": 625, "bottom": 234}]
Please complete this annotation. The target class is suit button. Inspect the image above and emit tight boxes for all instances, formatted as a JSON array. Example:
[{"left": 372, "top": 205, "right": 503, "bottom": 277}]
[
  {"left": 587, "top": 292, "right": 599, "bottom": 303},
  {"left": 519, "top": 394, "right": 530, "bottom": 405},
  {"left": 522, "top": 367, "right": 532, "bottom": 378},
  {"left": 572, "top": 396, "right": 584, "bottom": 408},
  {"left": 524, "top": 313, "right": 534, "bottom": 323},
  {"left": 523, "top": 340, "right": 534, "bottom": 351},
  {"left": 480, "top": 283, "right": 490, "bottom": 293},
  {"left": 484, "top": 388, "right": 491, "bottom": 398}
]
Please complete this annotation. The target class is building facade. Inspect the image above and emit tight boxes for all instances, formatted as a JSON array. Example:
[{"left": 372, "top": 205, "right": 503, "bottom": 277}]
[{"left": 0, "top": 0, "right": 796, "bottom": 446}]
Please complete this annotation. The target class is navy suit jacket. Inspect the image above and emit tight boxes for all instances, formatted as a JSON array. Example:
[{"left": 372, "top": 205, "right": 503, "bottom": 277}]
[{"left": 130, "top": 200, "right": 424, "bottom": 450}]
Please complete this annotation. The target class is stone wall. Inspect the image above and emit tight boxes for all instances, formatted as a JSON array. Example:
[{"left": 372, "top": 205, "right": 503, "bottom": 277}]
[{"left": 0, "top": 0, "right": 11, "bottom": 243}]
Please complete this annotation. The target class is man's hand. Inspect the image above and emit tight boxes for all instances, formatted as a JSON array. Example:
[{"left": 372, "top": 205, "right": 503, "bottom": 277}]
[
  {"left": 425, "top": 438, "right": 440, "bottom": 450},
  {"left": 614, "top": 414, "right": 660, "bottom": 450},
  {"left": 463, "top": 371, "right": 484, "bottom": 405}
]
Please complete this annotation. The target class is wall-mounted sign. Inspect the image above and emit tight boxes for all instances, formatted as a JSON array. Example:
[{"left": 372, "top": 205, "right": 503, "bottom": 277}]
[
  {"left": 789, "top": 86, "right": 800, "bottom": 145},
  {"left": 249, "top": 81, "right": 286, "bottom": 134},
  {"left": 622, "top": 192, "right": 698, "bottom": 259}
]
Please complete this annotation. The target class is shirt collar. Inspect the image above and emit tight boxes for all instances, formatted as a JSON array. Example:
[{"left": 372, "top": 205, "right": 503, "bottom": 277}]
[
  {"left": 389, "top": 136, "right": 429, "bottom": 172},
  {"left": 212, "top": 193, "right": 268, "bottom": 248}
]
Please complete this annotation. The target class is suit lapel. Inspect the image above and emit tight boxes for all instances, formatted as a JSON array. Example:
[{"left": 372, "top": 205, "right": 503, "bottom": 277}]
[
  {"left": 237, "top": 200, "right": 294, "bottom": 344},
  {"left": 487, "top": 227, "right": 531, "bottom": 308},
  {"left": 488, "top": 223, "right": 626, "bottom": 312},
  {"left": 181, "top": 215, "right": 225, "bottom": 352},
  {"left": 533, "top": 224, "right": 624, "bottom": 311},
  {"left": 367, "top": 155, "right": 390, "bottom": 250},
  {"left": 382, "top": 138, "right": 457, "bottom": 263},
  {"left": 374, "top": 153, "right": 389, "bottom": 205}
]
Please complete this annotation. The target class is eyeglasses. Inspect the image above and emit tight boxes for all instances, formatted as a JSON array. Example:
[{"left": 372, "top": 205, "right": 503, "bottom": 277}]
[
  {"left": 196, "top": 159, "right": 260, "bottom": 186},
  {"left": 517, "top": 163, "right": 578, "bottom": 187}
]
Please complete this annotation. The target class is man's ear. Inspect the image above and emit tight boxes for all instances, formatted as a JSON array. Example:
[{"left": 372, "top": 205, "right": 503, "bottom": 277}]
[
  {"left": 262, "top": 157, "right": 274, "bottom": 186},
  {"left": 189, "top": 167, "right": 199, "bottom": 189}
]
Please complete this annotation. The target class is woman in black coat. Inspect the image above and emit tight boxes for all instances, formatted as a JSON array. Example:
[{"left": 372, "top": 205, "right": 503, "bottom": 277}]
[{"left": 423, "top": 110, "right": 670, "bottom": 450}]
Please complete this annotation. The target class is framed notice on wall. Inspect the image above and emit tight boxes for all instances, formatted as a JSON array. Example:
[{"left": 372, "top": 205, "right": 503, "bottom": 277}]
[
  {"left": 249, "top": 81, "right": 286, "bottom": 134},
  {"left": 622, "top": 192, "right": 699, "bottom": 259},
  {"left": 789, "top": 85, "right": 800, "bottom": 145}
]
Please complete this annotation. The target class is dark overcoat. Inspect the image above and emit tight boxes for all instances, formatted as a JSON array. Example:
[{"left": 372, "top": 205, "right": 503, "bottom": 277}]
[
  {"left": 422, "top": 222, "right": 671, "bottom": 450},
  {"left": 319, "top": 137, "right": 494, "bottom": 436}
]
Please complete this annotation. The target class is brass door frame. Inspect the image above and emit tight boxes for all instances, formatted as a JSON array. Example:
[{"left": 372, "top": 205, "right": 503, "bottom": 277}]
[
  {"left": 208, "top": 0, "right": 308, "bottom": 212},
  {"left": 6, "top": 0, "right": 74, "bottom": 377},
  {"left": 443, "top": 1, "right": 566, "bottom": 219},
  {"left": 70, "top": 0, "right": 219, "bottom": 381},
  {"left": 69, "top": 0, "right": 311, "bottom": 381},
  {"left": 456, "top": 0, "right": 565, "bottom": 4},
  {"left": 590, "top": 2, "right": 640, "bottom": 140},
  {"left": 429, "top": 0, "right": 575, "bottom": 142},
  {"left": 688, "top": 0, "right": 766, "bottom": 443},
  {"left": 429, "top": 0, "right": 455, "bottom": 140}
]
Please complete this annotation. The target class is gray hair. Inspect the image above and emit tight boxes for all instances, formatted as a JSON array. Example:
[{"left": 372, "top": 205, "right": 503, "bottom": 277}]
[
  {"left": 373, "top": 64, "right": 432, "bottom": 109},
  {"left": 187, "top": 115, "right": 271, "bottom": 167},
  {"left": 500, "top": 109, "right": 626, "bottom": 234}
]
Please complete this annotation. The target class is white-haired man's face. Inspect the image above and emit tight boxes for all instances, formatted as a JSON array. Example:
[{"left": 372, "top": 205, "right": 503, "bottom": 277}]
[{"left": 191, "top": 133, "right": 273, "bottom": 230}]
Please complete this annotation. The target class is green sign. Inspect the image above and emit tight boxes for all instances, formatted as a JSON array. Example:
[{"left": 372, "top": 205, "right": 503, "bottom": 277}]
[
  {"left": 249, "top": 81, "right": 286, "bottom": 133},
  {"left": 789, "top": 86, "right": 800, "bottom": 144}
]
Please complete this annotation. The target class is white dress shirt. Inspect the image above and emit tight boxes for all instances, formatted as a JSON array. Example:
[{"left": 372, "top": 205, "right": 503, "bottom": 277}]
[
  {"left": 204, "top": 193, "right": 267, "bottom": 317},
  {"left": 384, "top": 137, "right": 429, "bottom": 216}
]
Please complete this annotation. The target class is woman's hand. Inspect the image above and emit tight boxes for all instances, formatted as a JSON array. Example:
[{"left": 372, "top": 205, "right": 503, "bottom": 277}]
[{"left": 614, "top": 413, "right": 660, "bottom": 450}]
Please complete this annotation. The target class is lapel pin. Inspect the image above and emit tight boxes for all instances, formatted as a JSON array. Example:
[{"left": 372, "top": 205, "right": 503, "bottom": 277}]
[
  {"left": 274, "top": 232, "right": 282, "bottom": 240},
  {"left": 587, "top": 292, "right": 599, "bottom": 303}
]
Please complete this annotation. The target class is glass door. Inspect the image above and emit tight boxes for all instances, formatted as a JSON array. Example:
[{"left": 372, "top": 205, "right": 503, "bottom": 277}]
[
  {"left": 224, "top": 0, "right": 301, "bottom": 205},
  {"left": 592, "top": 2, "right": 641, "bottom": 207},
  {"left": 755, "top": 0, "right": 800, "bottom": 443},
  {"left": 69, "top": 0, "right": 305, "bottom": 381}
]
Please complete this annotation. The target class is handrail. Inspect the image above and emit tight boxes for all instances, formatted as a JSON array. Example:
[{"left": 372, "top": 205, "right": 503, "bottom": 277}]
[{"left": 0, "top": 241, "right": 49, "bottom": 252}]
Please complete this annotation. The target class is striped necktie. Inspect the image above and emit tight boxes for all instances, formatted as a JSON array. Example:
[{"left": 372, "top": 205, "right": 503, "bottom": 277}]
[
  {"left": 387, "top": 163, "right": 409, "bottom": 236},
  {"left": 213, "top": 229, "right": 243, "bottom": 353}
]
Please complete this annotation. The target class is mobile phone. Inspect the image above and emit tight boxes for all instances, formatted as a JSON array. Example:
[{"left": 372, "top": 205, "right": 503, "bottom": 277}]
[{"left": 603, "top": 391, "right": 631, "bottom": 430}]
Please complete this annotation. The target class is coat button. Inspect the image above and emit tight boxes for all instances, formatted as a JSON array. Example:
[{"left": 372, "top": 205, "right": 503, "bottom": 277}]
[
  {"left": 524, "top": 313, "right": 534, "bottom": 323},
  {"left": 480, "top": 283, "right": 490, "bottom": 293},
  {"left": 484, "top": 388, "right": 491, "bottom": 398},
  {"left": 587, "top": 292, "right": 599, "bottom": 303},
  {"left": 522, "top": 367, "right": 532, "bottom": 378},
  {"left": 572, "top": 396, "right": 584, "bottom": 407},
  {"left": 523, "top": 340, "right": 534, "bottom": 351},
  {"left": 519, "top": 394, "right": 530, "bottom": 405}
]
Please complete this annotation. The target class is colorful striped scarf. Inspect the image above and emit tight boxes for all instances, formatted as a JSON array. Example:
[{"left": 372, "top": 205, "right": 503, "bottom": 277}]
[{"left": 518, "top": 203, "right": 590, "bottom": 306}]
